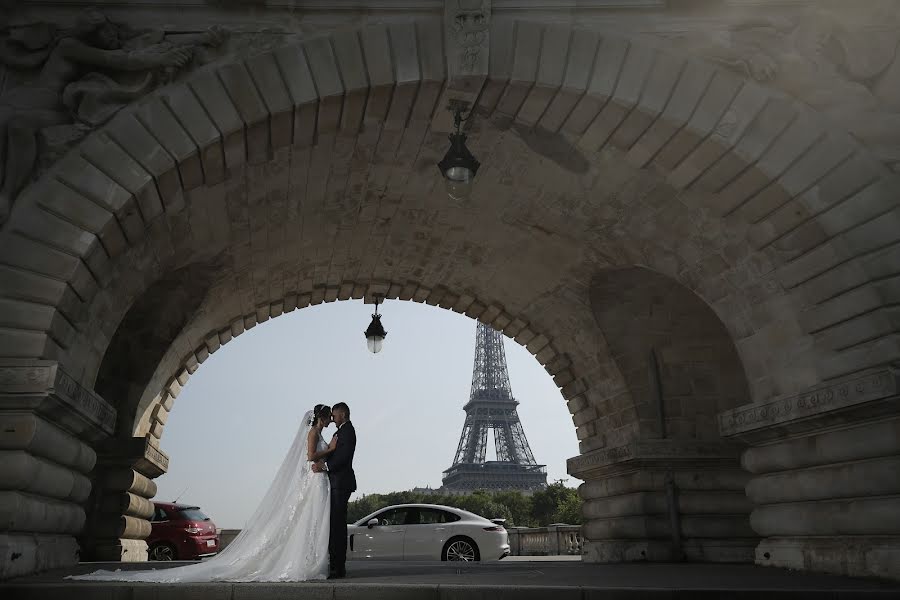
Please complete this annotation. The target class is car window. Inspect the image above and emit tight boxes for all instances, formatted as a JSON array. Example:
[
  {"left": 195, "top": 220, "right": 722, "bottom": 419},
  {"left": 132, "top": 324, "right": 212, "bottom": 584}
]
[
  {"left": 419, "top": 509, "right": 458, "bottom": 524},
  {"left": 177, "top": 508, "right": 209, "bottom": 521},
  {"left": 152, "top": 507, "right": 169, "bottom": 522},
  {"left": 376, "top": 508, "right": 408, "bottom": 526}
]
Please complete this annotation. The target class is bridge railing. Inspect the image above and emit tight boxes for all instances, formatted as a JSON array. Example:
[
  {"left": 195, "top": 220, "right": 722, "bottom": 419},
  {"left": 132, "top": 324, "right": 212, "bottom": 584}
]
[{"left": 506, "top": 525, "right": 583, "bottom": 556}]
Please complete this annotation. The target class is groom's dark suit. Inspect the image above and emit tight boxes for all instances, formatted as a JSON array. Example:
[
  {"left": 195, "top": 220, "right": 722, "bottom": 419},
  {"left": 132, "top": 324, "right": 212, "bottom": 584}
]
[{"left": 326, "top": 420, "right": 356, "bottom": 575}]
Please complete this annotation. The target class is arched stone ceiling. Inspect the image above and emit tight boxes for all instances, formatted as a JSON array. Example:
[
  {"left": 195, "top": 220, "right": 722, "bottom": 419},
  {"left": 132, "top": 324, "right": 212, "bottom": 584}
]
[{"left": 0, "top": 20, "right": 897, "bottom": 459}]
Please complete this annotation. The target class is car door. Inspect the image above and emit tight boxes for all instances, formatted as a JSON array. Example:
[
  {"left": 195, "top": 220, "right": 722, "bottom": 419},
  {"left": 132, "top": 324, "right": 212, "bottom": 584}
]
[
  {"left": 403, "top": 508, "right": 458, "bottom": 560},
  {"left": 352, "top": 508, "right": 408, "bottom": 560}
]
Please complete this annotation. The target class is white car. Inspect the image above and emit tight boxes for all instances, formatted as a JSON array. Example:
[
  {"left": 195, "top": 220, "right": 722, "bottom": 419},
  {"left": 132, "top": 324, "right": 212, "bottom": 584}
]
[{"left": 347, "top": 503, "right": 510, "bottom": 562}]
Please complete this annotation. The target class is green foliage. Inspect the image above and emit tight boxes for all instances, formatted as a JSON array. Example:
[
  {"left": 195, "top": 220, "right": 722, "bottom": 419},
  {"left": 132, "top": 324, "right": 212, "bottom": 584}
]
[{"left": 347, "top": 480, "right": 581, "bottom": 527}]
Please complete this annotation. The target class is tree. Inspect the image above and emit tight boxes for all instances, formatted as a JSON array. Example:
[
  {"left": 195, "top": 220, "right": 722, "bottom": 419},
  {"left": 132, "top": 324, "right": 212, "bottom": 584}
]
[{"left": 346, "top": 483, "right": 581, "bottom": 527}]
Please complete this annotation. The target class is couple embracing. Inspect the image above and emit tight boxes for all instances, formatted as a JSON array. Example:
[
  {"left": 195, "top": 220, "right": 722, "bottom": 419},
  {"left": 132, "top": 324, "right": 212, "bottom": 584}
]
[{"left": 71, "top": 403, "right": 357, "bottom": 582}]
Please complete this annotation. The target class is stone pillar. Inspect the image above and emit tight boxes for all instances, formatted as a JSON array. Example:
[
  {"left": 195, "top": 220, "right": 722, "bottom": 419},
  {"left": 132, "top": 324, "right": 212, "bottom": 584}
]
[
  {"left": 719, "top": 367, "right": 900, "bottom": 580},
  {"left": 0, "top": 360, "right": 116, "bottom": 579},
  {"left": 568, "top": 439, "right": 757, "bottom": 563},
  {"left": 80, "top": 436, "right": 168, "bottom": 562}
]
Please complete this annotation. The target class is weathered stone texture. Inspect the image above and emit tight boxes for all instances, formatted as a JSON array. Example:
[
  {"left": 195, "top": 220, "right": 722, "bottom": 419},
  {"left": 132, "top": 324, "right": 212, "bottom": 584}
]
[{"left": 0, "top": 7, "right": 898, "bottom": 581}]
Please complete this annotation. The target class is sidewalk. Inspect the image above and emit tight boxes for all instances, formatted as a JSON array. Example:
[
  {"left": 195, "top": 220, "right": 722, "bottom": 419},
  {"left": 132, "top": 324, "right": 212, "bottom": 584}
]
[{"left": 3, "top": 559, "right": 898, "bottom": 599}]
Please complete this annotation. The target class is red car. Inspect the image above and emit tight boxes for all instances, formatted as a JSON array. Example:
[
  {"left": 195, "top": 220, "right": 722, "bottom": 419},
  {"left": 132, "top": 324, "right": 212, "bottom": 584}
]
[{"left": 148, "top": 501, "right": 219, "bottom": 561}]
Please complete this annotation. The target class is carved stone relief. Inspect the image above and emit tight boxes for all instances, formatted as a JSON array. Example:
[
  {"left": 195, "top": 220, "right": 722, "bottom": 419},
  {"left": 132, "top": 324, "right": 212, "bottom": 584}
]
[
  {"left": 446, "top": 0, "right": 490, "bottom": 75},
  {"left": 669, "top": 1, "right": 900, "bottom": 171},
  {"left": 0, "top": 8, "right": 227, "bottom": 224}
]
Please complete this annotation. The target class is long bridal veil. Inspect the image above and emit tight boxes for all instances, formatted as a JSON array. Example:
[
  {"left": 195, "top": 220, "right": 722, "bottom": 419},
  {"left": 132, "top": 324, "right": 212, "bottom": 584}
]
[{"left": 70, "top": 409, "right": 331, "bottom": 582}]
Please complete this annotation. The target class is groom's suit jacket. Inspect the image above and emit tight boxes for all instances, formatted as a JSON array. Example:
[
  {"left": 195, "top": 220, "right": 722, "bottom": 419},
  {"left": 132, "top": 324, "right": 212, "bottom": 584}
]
[{"left": 326, "top": 421, "right": 357, "bottom": 492}]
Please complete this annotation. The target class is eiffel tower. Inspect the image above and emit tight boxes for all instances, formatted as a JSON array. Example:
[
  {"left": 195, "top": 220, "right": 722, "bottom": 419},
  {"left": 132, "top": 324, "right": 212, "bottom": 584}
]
[{"left": 442, "top": 322, "right": 547, "bottom": 493}]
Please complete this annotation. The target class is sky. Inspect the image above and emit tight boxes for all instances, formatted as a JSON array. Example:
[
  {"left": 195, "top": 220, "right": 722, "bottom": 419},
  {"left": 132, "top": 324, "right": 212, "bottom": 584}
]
[{"left": 154, "top": 300, "right": 581, "bottom": 528}]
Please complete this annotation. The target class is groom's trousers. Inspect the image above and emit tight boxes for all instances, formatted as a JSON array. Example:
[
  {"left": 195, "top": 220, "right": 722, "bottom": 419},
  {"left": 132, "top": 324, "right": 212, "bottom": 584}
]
[{"left": 329, "top": 488, "right": 353, "bottom": 572}]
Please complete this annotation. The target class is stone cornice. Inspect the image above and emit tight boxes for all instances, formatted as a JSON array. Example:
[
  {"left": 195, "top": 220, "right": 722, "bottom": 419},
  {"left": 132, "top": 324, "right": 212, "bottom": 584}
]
[
  {"left": 0, "top": 360, "right": 117, "bottom": 442},
  {"left": 718, "top": 368, "right": 900, "bottom": 442},
  {"left": 567, "top": 439, "right": 743, "bottom": 480}
]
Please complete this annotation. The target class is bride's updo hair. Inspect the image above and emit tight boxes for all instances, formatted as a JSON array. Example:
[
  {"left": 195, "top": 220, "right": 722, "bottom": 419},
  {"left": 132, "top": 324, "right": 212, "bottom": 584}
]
[{"left": 309, "top": 404, "right": 332, "bottom": 426}]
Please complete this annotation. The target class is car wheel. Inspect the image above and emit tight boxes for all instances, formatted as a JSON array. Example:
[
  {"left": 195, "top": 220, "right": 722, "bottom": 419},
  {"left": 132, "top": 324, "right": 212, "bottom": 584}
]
[
  {"left": 148, "top": 542, "right": 177, "bottom": 561},
  {"left": 442, "top": 537, "right": 480, "bottom": 562}
]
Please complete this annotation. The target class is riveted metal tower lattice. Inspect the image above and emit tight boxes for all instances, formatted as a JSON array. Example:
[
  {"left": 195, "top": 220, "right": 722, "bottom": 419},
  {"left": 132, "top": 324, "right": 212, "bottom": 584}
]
[{"left": 442, "top": 322, "right": 547, "bottom": 493}]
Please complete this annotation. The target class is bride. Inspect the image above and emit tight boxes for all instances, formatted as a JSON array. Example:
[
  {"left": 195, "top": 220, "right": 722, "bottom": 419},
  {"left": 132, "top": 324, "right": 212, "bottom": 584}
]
[{"left": 69, "top": 404, "right": 337, "bottom": 582}]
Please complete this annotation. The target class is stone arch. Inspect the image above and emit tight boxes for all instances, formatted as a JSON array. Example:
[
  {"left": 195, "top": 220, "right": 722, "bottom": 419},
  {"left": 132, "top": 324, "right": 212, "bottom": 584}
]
[
  {"left": 590, "top": 266, "right": 753, "bottom": 442},
  {"left": 0, "top": 16, "right": 898, "bottom": 578}
]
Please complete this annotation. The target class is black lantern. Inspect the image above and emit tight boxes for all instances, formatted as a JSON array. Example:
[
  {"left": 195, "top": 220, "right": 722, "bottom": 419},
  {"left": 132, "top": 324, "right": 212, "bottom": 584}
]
[
  {"left": 437, "top": 101, "right": 480, "bottom": 200},
  {"left": 364, "top": 296, "right": 387, "bottom": 354}
]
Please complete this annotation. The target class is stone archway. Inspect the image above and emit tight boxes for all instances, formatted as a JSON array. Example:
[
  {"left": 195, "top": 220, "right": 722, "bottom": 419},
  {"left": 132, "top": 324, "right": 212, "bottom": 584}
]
[{"left": 1, "top": 4, "right": 899, "bottom": 580}]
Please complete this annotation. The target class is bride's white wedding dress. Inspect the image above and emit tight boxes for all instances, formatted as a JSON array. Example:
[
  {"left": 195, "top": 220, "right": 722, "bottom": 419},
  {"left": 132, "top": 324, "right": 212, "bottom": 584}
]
[{"left": 69, "top": 410, "right": 331, "bottom": 582}]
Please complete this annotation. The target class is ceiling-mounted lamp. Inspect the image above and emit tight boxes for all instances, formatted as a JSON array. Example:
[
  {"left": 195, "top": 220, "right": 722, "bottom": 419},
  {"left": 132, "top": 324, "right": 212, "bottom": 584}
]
[
  {"left": 437, "top": 100, "right": 480, "bottom": 201},
  {"left": 364, "top": 295, "right": 387, "bottom": 354}
]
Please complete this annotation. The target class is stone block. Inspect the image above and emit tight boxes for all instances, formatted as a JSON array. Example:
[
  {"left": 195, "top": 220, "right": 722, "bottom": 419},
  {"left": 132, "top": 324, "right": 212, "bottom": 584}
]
[
  {"left": 756, "top": 536, "right": 900, "bottom": 580},
  {"left": 475, "top": 26, "right": 512, "bottom": 115},
  {"left": 360, "top": 25, "right": 395, "bottom": 124},
  {"left": 518, "top": 24, "right": 570, "bottom": 126},
  {"left": 0, "top": 298, "right": 75, "bottom": 350},
  {"left": 9, "top": 206, "right": 109, "bottom": 286},
  {"left": 563, "top": 35, "right": 628, "bottom": 135},
  {"left": 667, "top": 82, "right": 769, "bottom": 190},
  {"left": 304, "top": 37, "right": 343, "bottom": 134},
  {"left": 579, "top": 43, "right": 656, "bottom": 152},
  {"left": 273, "top": 45, "right": 318, "bottom": 148},
  {"left": 80, "top": 132, "right": 164, "bottom": 224},
  {"left": 626, "top": 59, "right": 715, "bottom": 168},
  {"left": 412, "top": 19, "right": 444, "bottom": 122},
  {"left": 332, "top": 30, "right": 368, "bottom": 133},
  {"left": 189, "top": 71, "right": 245, "bottom": 170},
  {"left": 717, "top": 113, "right": 823, "bottom": 215},
  {"left": 694, "top": 96, "right": 796, "bottom": 193},
  {"left": 105, "top": 112, "right": 182, "bottom": 212},
  {"left": 495, "top": 21, "right": 543, "bottom": 119},
  {"left": 539, "top": 29, "right": 600, "bottom": 132},
  {"left": 161, "top": 84, "right": 225, "bottom": 184},
  {"left": 0, "top": 413, "right": 96, "bottom": 474},
  {"left": 219, "top": 61, "right": 270, "bottom": 164},
  {"left": 0, "top": 450, "right": 91, "bottom": 503},
  {"left": 611, "top": 51, "right": 684, "bottom": 151},
  {"left": 104, "top": 467, "right": 156, "bottom": 498},
  {"left": 0, "top": 265, "right": 81, "bottom": 327},
  {"left": 747, "top": 455, "right": 900, "bottom": 505},
  {"left": 135, "top": 97, "right": 204, "bottom": 190},
  {"left": 0, "top": 533, "right": 79, "bottom": 579},
  {"left": 246, "top": 52, "right": 293, "bottom": 151},
  {"left": 654, "top": 69, "right": 742, "bottom": 171},
  {"left": 87, "top": 537, "right": 148, "bottom": 563},
  {"left": 0, "top": 490, "right": 85, "bottom": 534},
  {"left": 29, "top": 178, "right": 127, "bottom": 259}
]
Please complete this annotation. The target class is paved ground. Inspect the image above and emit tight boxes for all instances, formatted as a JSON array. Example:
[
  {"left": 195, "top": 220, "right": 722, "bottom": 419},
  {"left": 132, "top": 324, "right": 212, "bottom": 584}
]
[{"left": 3, "top": 559, "right": 899, "bottom": 599}]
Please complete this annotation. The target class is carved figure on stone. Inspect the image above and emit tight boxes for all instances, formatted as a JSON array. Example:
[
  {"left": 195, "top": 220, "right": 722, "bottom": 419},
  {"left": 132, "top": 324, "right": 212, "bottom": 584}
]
[
  {"left": 0, "top": 9, "right": 227, "bottom": 224},
  {"left": 688, "top": 2, "right": 900, "bottom": 170},
  {"left": 446, "top": 0, "right": 490, "bottom": 73}
]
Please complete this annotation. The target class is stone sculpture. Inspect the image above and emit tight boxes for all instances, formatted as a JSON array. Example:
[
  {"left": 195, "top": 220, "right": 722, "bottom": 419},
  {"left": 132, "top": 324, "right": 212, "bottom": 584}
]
[
  {"left": 446, "top": 0, "right": 490, "bottom": 73},
  {"left": 0, "top": 9, "right": 226, "bottom": 224},
  {"left": 690, "top": 3, "right": 900, "bottom": 171}
]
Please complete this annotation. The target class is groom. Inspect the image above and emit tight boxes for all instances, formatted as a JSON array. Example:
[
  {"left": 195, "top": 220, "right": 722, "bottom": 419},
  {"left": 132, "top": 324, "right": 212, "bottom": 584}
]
[{"left": 313, "top": 402, "right": 356, "bottom": 579}]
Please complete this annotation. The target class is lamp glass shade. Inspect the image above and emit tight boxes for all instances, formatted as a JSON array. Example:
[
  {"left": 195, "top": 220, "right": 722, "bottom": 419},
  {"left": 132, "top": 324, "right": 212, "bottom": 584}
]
[
  {"left": 437, "top": 132, "right": 479, "bottom": 201},
  {"left": 364, "top": 313, "right": 387, "bottom": 354},
  {"left": 367, "top": 336, "right": 384, "bottom": 354}
]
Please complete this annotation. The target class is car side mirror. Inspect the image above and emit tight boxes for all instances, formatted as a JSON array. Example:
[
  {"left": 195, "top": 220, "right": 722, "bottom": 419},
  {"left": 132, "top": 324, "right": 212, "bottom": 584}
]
[{"left": 367, "top": 518, "right": 379, "bottom": 529}]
